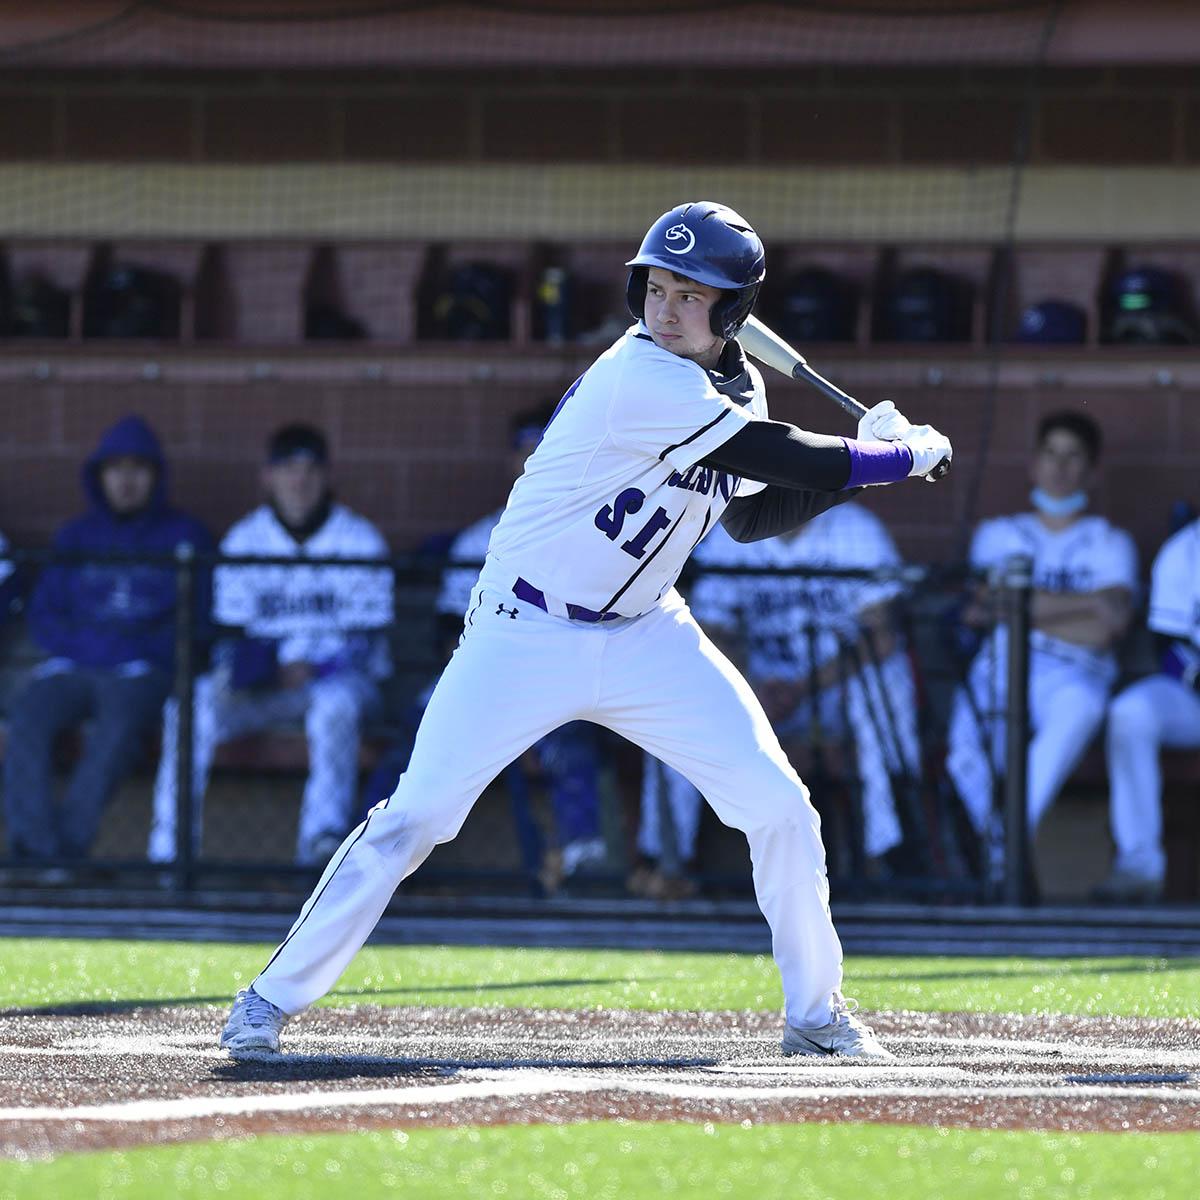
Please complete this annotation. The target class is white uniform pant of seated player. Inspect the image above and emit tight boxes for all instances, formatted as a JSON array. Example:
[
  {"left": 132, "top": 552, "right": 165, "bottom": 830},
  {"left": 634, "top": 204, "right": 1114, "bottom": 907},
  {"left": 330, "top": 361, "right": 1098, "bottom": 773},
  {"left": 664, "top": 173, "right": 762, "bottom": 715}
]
[
  {"left": 638, "top": 757, "right": 704, "bottom": 866},
  {"left": 946, "top": 628, "right": 1115, "bottom": 840},
  {"left": 644, "top": 650, "right": 918, "bottom": 865},
  {"left": 1106, "top": 674, "right": 1200, "bottom": 883},
  {"left": 148, "top": 669, "right": 380, "bottom": 865},
  {"left": 253, "top": 565, "right": 844, "bottom": 1031},
  {"left": 770, "top": 650, "right": 918, "bottom": 860}
]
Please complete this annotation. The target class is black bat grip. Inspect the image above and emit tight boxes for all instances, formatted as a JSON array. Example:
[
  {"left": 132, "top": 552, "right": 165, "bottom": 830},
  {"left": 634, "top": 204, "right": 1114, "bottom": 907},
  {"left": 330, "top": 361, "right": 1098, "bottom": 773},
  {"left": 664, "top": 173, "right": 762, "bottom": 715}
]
[{"left": 794, "top": 362, "right": 865, "bottom": 419}]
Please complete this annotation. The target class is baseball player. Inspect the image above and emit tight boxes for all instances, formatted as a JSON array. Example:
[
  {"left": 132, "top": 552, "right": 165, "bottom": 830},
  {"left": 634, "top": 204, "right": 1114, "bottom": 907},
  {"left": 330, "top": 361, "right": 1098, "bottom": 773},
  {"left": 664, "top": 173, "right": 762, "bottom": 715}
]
[
  {"left": 149, "top": 424, "right": 393, "bottom": 867},
  {"left": 945, "top": 411, "right": 1136, "bottom": 874},
  {"left": 634, "top": 500, "right": 921, "bottom": 894},
  {"left": 220, "top": 201, "right": 951, "bottom": 1060},
  {"left": 1097, "top": 516, "right": 1200, "bottom": 902},
  {"left": 4, "top": 416, "right": 212, "bottom": 864}
]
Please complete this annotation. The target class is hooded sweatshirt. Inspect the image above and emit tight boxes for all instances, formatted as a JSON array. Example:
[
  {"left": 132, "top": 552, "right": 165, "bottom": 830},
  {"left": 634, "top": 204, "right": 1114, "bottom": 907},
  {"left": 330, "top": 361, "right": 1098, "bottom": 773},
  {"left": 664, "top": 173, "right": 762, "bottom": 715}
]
[{"left": 28, "top": 415, "right": 213, "bottom": 672}]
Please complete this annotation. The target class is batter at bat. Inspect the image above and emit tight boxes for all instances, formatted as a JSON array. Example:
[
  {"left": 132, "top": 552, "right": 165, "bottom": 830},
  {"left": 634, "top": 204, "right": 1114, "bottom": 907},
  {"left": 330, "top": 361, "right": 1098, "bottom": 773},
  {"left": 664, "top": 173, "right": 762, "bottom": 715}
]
[{"left": 220, "top": 201, "right": 952, "bottom": 1060}]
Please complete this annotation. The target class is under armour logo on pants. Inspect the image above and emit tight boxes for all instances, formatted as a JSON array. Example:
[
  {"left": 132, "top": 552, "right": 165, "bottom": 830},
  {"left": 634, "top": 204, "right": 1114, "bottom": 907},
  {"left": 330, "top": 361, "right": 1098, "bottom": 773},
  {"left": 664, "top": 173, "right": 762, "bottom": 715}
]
[{"left": 496, "top": 604, "right": 519, "bottom": 619}]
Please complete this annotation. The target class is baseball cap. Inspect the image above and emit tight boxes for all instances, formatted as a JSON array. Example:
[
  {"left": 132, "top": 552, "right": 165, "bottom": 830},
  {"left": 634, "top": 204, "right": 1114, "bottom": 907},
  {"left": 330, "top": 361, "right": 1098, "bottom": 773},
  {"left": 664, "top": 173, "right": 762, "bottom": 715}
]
[{"left": 267, "top": 423, "right": 329, "bottom": 465}]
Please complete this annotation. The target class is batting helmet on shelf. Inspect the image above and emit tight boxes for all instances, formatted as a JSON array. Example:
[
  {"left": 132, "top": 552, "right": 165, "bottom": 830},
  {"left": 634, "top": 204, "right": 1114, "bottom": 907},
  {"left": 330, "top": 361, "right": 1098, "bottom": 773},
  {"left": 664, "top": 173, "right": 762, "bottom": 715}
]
[
  {"left": 1015, "top": 299, "right": 1086, "bottom": 344},
  {"left": 1103, "top": 266, "right": 1197, "bottom": 345},
  {"left": 625, "top": 201, "right": 766, "bottom": 340}
]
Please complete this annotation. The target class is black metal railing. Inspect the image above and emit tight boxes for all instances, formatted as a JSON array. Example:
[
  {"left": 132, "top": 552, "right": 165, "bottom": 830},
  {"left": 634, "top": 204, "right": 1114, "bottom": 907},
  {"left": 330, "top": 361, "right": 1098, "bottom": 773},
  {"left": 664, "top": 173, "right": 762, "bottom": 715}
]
[{"left": 0, "top": 547, "right": 1034, "bottom": 904}]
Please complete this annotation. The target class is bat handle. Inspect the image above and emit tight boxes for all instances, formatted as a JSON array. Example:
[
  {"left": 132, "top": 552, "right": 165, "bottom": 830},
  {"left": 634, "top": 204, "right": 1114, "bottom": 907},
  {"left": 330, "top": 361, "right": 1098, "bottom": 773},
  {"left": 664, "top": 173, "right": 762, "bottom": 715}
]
[
  {"left": 795, "top": 360, "right": 951, "bottom": 482},
  {"left": 793, "top": 362, "right": 867, "bottom": 419}
]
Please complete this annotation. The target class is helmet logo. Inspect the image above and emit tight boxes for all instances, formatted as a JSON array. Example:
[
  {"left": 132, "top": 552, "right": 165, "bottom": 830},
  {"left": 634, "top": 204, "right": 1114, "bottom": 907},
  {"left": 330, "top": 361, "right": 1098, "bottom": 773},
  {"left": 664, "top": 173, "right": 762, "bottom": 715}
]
[{"left": 664, "top": 223, "right": 696, "bottom": 255}]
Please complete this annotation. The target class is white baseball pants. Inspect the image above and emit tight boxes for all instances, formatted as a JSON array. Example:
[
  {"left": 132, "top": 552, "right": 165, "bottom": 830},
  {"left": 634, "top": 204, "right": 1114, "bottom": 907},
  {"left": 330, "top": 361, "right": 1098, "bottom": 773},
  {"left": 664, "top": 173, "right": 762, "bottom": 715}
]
[
  {"left": 946, "top": 629, "right": 1115, "bottom": 835},
  {"left": 253, "top": 568, "right": 844, "bottom": 1028},
  {"left": 148, "top": 669, "right": 379, "bottom": 864},
  {"left": 1105, "top": 674, "right": 1200, "bottom": 881}
]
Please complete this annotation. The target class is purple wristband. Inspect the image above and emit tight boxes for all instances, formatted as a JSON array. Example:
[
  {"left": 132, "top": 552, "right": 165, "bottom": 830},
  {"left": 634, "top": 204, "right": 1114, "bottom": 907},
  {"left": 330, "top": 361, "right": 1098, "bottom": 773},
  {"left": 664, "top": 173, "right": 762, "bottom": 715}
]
[{"left": 842, "top": 437, "right": 914, "bottom": 488}]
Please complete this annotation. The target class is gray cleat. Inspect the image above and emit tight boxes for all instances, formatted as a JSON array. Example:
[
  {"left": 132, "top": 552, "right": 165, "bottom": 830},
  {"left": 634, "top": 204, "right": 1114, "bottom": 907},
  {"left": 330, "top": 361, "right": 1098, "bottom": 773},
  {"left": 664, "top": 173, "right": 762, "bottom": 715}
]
[
  {"left": 220, "top": 986, "right": 289, "bottom": 1056},
  {"left": 782, "top": 995, "right": 894, "bottom": 1060}
]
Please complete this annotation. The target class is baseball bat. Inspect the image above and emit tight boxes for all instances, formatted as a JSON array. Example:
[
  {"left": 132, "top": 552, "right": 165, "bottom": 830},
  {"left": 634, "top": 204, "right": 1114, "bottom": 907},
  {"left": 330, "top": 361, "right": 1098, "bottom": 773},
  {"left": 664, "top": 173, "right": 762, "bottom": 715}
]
[{"left": 739, "top": 314, "right": 950, "bottom": 481}]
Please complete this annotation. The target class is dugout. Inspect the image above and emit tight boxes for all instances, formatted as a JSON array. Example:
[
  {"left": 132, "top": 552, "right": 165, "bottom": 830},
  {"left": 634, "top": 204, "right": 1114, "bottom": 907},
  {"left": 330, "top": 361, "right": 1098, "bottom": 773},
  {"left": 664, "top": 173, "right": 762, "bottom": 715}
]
[{"left": 0, "top": 0, "right": 1198, "bottom": 904}]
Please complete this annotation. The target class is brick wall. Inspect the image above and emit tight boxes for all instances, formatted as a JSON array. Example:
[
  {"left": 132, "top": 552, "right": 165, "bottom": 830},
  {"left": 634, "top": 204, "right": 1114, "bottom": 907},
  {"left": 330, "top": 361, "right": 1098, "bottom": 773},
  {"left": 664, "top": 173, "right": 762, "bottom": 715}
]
[
  {"left": 0, "top": 362, "right": 547, "bottom": 550},
  {"left": 3, "top": 351, "right": 1196, "bottom": 571}
]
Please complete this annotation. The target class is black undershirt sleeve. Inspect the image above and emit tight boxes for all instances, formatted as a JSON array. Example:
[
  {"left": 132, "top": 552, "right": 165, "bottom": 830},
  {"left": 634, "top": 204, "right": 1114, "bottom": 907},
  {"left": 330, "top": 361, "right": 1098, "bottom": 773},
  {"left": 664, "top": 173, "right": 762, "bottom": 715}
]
[
  {"left": 701, "top": 418, "right": 852, "bottom": 491},
  {"left": 700, "top": 419, "right": 863, "bottom": 543},
  {"left": 717, "top": 484, "right": 864, "bottom": 543}
]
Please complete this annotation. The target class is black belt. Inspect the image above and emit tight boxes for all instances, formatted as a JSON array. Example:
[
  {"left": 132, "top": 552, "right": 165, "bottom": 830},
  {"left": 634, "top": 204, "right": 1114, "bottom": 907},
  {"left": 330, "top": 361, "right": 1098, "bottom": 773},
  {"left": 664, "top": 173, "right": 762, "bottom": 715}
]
[{"left": 513, "top": 577, "right": 620, "bottom": 623}]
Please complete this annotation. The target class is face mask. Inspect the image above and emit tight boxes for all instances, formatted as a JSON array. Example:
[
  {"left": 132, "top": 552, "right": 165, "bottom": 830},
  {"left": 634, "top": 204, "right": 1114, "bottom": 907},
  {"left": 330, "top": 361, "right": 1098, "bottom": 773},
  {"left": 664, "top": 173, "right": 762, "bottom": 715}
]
[{"left": 1030, "top": 487, "right": 1088, "bottom": 517}]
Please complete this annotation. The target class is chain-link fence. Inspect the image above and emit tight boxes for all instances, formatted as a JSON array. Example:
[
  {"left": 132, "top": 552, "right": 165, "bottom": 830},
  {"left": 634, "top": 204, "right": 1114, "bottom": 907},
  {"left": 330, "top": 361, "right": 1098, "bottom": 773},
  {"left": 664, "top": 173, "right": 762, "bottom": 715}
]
[{"left": 0, "top": 544, "right": 1043, "bottom": 903}]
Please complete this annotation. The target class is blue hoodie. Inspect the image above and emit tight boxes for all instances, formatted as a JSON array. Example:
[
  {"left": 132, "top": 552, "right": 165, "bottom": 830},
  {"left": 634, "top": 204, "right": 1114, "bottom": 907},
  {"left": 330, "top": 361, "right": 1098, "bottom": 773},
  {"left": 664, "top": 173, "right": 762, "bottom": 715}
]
[{"left": 28, "top": 415, "right": 213, "bottom": 673}]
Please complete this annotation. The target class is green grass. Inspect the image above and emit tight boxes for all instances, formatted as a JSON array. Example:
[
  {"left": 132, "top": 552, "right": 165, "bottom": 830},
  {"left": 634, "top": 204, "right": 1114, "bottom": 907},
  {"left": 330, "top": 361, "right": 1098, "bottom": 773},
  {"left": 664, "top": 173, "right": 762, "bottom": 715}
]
[
  {"left": 2, "top": 1123, "right": 1198, "bottom": 1200},
  {"left": 1, "top": 938, "right": 1198, "bottom": 1019},
  {"left": 3, "top": 939, "right": 1197, "bottom": 1197}
]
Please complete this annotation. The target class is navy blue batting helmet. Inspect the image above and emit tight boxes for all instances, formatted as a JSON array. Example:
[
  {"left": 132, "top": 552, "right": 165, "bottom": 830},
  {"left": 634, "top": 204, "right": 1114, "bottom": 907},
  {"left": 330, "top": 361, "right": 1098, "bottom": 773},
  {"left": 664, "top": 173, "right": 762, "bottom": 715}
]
[{"left": 626, "top": 201, "right": 766, "bottom": 340}]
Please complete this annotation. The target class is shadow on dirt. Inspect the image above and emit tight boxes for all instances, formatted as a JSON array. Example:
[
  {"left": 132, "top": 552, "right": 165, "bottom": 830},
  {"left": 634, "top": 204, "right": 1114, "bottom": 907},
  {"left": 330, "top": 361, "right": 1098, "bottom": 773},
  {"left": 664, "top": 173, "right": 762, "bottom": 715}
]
[{"left": 211, "top": 1054, "right": 718, "bottom": 1084}]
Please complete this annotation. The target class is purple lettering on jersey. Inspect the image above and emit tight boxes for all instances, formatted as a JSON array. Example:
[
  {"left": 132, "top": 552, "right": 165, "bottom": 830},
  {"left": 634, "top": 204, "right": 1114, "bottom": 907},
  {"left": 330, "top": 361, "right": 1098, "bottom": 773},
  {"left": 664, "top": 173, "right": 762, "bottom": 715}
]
[
  {"left": 621, "top": 506, "right": 671, "bottom": 558},
  {"left": 843, "top": 438, "right": 913, "bottom": 488},
  {"left": 595, "top": 487, "right": 645, "bottom": 539},
  {"left": 666, "top": 466, "right": 736, "bottom": 499}
]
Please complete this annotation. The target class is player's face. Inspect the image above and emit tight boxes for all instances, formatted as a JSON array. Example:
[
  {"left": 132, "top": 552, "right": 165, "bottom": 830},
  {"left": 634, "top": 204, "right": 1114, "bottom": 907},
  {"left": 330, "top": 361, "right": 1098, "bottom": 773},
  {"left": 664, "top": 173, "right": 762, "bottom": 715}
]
[
  {"left": 1032, "top": 428, "right": 1092, "bottom": 497},
  {"left": 264, "top": 455, "right": 329, "bottom": 526},
  {"left": 643, "top": 267, "right": 726, "bottom": 369},
  {"left": 99, "top": 455, "right": 156, "bottom": 515}
]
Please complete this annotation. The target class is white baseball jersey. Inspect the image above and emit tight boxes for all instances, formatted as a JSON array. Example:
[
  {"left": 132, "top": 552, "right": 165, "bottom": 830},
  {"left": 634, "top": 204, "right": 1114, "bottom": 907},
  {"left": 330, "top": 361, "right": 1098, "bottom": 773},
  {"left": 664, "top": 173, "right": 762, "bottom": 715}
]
[
  {"left": 969, "top": 512, "right": 1138, "bottom": 665},
  {"left": 437, "top": 509, "right": 501, "bottom": 618},
  {"left": 690, "top": 502, "right": 904, "bottom": 681},
  {"left": 487, "top": 324, "right": 766, "bottom": 618},
  {"left": 215, "top": 503, "right": 393, "bottom": 677},
  {"left": 1146, "top": 518, "right": 1200, "bottom": 646}
]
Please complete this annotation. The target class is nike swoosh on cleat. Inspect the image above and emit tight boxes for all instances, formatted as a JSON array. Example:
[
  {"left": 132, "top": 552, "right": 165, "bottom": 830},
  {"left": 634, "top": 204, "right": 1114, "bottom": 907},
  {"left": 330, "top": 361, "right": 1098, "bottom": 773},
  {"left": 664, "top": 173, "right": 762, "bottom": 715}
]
[{"left": 786, "top": 1034, "right": 836, "bottom": 1056}]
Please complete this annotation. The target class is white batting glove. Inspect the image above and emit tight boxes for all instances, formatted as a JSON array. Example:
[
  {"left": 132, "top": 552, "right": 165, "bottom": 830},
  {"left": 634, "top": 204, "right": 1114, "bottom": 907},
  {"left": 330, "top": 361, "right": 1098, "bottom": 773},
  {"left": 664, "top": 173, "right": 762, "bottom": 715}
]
[
  {"left": 856, "top": 399, "right": 913, "bottom": 444},
  {"left": 901, "top": 424, "right": 953, "bottom": 481}
]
